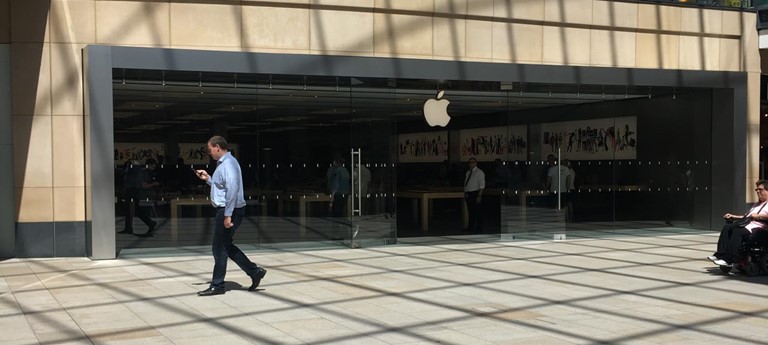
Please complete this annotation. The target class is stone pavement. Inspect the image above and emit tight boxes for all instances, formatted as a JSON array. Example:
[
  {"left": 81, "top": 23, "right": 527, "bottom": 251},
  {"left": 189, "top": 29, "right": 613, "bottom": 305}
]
[{"left": 1, "top": 232, "right": 768, "bottom": 345}]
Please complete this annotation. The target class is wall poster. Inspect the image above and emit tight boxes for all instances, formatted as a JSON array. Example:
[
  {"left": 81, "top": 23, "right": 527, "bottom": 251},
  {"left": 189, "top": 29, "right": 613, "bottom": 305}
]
[
  {"left": 398, "top": 131, "right": 449, "bottom": 163},
  {"left": 459, "top": 125, "right": 528, "bottom": 161},
  {"left": 114, "top": 143, "right": 164, "bottom": 164},
  {"left": 541, "top": 116, "right": 637, "bottom": 160},
  {"left": 115, "top": 143, "right": 238, "bottom": 165},
  {"left": 178, "top": 143, "right": 239, "bottom": 165}
]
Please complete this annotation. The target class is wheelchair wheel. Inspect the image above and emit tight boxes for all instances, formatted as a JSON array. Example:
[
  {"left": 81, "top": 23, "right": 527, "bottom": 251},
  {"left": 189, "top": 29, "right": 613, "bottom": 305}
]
[
  {"left": 746, "top": 261, "right": 760, "bottom": 277},
  {"left": 759, "top": 254, "right": 768, "bottom": 275},
  {"left": 719, "top": 265, "right": 732, "bottom": 274}
]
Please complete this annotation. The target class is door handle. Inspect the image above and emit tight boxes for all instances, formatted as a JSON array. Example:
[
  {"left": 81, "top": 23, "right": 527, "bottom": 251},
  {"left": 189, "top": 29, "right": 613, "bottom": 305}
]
[{"left": 351, "top": 148, "right": 362, "bottom": 216}]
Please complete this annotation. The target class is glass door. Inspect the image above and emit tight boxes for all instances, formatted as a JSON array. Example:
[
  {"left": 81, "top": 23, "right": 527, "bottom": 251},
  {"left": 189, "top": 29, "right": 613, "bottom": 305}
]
[{"left": 348, "top": 78, "right": 397, "bottom": 247}]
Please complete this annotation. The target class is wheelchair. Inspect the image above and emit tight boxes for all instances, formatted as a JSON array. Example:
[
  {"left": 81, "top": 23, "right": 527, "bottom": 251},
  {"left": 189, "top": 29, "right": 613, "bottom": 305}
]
[{"left": 719, "top": 230, "right": 768, "bottom": 276}]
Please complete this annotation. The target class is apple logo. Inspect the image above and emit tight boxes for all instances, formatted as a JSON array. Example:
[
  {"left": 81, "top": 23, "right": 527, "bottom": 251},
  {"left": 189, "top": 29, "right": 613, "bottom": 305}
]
[{"left": 423, "top": 91, "right": 451, "bottom": 127}]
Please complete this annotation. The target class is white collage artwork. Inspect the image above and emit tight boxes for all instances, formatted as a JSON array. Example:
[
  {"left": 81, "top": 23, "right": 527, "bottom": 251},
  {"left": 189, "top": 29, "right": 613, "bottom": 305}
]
[
  {"left": 114, "top": 143, "right": 164, "bottom": 164},
  {"left": 398, "top": 131, "right": 449, "bottom": 163},
  {"left": 459, "top": 125, "right": 528, "bottom": 162},
  {"left": 114, "top": 143, "right": 238, "bottom": 165},
  {"left": 541, "top": 117, "right": 637, "bottom": 160}
]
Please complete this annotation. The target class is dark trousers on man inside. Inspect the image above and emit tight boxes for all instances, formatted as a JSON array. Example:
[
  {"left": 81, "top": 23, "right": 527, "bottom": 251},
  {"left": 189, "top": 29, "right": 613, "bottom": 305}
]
[
  {"left": 465, "top": 191, "right": 482, "bottom": 232},
  {"left": 714, "top": 222, "right": 752, "bottom": 264},
  {"left": 210, "top": 207, "right": 261, "bottom": 289},
  {"left": 123, "top": 188, "right": 155, "bottom": 232},
  {"left": 329, "top": 193, "right": 349, "bottom": 240}
]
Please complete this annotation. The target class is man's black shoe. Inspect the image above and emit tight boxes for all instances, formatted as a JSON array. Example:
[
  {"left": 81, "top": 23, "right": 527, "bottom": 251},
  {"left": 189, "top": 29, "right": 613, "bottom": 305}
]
[
  {"left": 248, "top": 269, "right": 267, "bottom": 291},
  {"left": 197, "top": 287, "right": 225, "bottom": 296},
  {"left": 117, "top": 229, "right": 133, "bottom": 234}
]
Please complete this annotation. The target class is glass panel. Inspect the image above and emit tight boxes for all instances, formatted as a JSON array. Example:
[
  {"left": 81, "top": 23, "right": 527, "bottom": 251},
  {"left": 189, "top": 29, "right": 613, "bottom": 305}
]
[
  {"left": 394, "top": 81, "right": 461, "bottom": 237},
  {"left": 394, "top": 79, "right": 504, "bottom": 238},
  {"left": 502, "top": 83, "right": 569, "bottom": 240},
  {"left": 349, "top": 78, "right": 397, "bottom": 246},
  {"left": 255, "top": 75, "right": 354, "bottom": 247},
  {"left": 613, "top": 87, "right": 712, "bottom": 232}
]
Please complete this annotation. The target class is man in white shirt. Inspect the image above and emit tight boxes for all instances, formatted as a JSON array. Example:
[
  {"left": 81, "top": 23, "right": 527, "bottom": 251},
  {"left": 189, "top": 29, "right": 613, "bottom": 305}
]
[
  {"left": 464, "top": 158, "right": 485, "bottom": 232},
  {"left": 352, "top": 163, "right": 371, "bottom": 214},
  {"left": 546, "top": 159, "right": 572, "bottom": 208}
]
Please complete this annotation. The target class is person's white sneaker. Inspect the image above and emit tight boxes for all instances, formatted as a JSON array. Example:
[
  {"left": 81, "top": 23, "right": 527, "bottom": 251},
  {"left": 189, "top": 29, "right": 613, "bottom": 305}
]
[
  {"left": 713, "top": 259, "right": 731, "bottom": 266},
  {"left": 706, "top": 256, "right": 718, "bottom": 262}
]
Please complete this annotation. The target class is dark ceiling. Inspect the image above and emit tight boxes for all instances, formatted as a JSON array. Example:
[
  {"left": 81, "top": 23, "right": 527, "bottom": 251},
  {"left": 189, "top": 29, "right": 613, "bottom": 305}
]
[{"left": 112, "top": 69, "right": 682, "bottom": 140}]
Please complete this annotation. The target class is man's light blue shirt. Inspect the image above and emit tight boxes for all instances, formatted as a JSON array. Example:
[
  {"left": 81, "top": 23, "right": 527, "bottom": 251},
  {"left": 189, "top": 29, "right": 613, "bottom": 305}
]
[
  {"left": 208, "top": 152, "right": 246, "bottom": 216},
  {"left": 328, "top": 165, "right": 350, "bottom": 195}
]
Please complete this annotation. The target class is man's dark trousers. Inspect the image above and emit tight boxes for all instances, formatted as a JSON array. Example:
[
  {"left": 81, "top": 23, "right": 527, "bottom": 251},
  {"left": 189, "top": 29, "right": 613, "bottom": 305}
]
[
  {"left": 211, "top": 207, "right": 260, "bottom": 289},
  {"left": 465, "top": 191, "right": 481, "bottom": 232}
]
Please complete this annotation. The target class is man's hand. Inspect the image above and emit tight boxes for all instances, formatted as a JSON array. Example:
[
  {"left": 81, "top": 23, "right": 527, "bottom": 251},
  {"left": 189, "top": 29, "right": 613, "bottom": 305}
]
[
  {"left": 195, "top": 169, "right": 210, "bottom": 182},
  {"left": 224, "top": 216, "right": 233, "bottom": 229}
]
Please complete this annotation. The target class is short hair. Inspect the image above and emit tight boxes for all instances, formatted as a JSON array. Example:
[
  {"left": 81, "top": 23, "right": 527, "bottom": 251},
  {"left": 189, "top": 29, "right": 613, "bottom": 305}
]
[
  {"left": 468, "top": 157, "right": 477, "bottom": 163},
  {"left": 208, "top": 136, "right": 228, "bottom": 150},
  {"left": 757, "top": 179, "right": 768, "bottom": 189}
]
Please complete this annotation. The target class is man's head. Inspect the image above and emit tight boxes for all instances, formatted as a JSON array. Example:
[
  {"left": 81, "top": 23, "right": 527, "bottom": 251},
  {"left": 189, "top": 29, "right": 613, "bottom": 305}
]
[
  {"left": 332, "top": 154, "right": 345, "bottom": 167},
  {"left": 207, "top": 136, "right": 229, "bottom": 160},
  {"left": 547, "top": 154, "right": 556, "bottom": 165},
  {"left": 756, "top": 179, "right": 768, "bottom": 202},
  {"left": 468, "top": 157, "right": 477, "bottom": 169}
]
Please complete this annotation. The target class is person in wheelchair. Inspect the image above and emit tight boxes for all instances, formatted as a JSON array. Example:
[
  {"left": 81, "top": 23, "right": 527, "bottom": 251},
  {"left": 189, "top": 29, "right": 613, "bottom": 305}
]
[{"left": 707, "top": 179, "right": 768, "bottom": 266}]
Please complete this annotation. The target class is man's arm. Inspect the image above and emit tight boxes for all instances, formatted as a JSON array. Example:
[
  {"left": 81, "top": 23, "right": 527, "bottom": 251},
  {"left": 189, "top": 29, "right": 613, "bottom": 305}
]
[
  {"left": 329, "top": 169, "right": 338, "bottom": 196},
  {"left": 222, "top": 166, "right": 239, "bottom": 217},
  {"left": 477, "top": 170, "right": 485, "bottom": 198},
  {"left": 194, "top": 169, "right": 211, "bottom": 184}
]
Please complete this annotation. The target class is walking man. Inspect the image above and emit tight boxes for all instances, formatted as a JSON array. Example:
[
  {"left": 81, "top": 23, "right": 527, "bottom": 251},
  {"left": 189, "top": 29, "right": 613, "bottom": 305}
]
[{"left": 194, "top": 136, "right": 266, "bottom": 296}]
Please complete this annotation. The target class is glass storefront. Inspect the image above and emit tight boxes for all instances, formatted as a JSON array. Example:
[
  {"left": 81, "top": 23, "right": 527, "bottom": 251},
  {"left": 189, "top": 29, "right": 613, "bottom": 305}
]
[
  {"left": 112, "top": 69, "right": 713, "bottom": 252},
  {"left": 637, "top": 0, "right": 752, "bottom": 9}
]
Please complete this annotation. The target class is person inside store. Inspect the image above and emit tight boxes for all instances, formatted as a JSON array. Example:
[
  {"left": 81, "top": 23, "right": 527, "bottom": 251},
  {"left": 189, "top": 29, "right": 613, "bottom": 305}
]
[
  {"left": 120, "top": 158, "right": 159, "bottom": 236},
  {"left": 194, "top": 136, "right": 267, "bottom": 296},
  {"left": 546, "top": 157, "right": 572, "bottom": 209},
  {"left": 542, "top": 154, "right": 556, "bottom": 187},
  {"left": 563, "top": 159, "right": 576, "bottom": 221},
  {"left": 707, "top": 179, "right": 768, "bottom": 266},
  {"left": 118, "top": 160, "right": 141, "bottom": 235},
  {"left": 328, "top": 155, "right": 351, "bottom": 240},
  {"left": 493, "top": 158, "right": 510, "bottom": 188},
  {"left": 464, "top": 157, "right": 485, "bottom": 232},
  {"left": 352, "top": 160, "right": 371, "bottom": 214}
]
